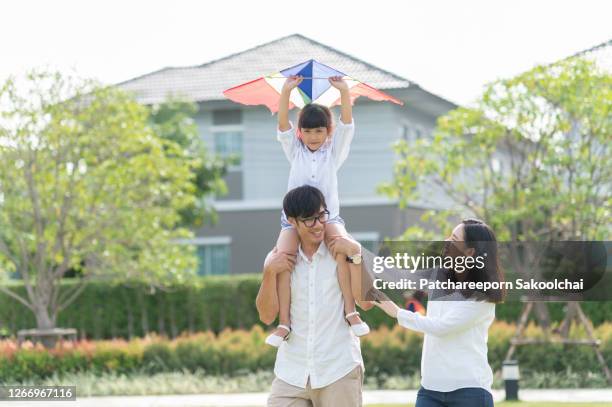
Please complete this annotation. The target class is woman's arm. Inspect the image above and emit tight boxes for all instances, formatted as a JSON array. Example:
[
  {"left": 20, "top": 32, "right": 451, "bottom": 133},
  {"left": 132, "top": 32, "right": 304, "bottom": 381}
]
[{"left": 376, "top": 300, "right": 494, "bottom": 337}]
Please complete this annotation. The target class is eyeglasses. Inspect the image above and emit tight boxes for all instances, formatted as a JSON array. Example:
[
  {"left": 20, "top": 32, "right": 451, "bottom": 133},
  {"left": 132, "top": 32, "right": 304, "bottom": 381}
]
[{"left": 298, "top": 209, "right": 330, "bottom": 228}]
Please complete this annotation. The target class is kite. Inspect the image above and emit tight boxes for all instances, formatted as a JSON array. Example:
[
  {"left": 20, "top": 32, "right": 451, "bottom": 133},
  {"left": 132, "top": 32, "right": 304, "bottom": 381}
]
[{"left": 223, "top": 59, "right": 403, "bottom": 113}]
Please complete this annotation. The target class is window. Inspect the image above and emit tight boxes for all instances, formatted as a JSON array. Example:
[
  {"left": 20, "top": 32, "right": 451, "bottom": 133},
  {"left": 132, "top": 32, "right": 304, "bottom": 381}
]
[
  {"left": 213, "top": 110, "right": 242, "bottom": 125},
  {"left": 401, "top": 124, "right": 412, "bottom": 142},
  {"left": 175, "top": 236, "right": 231, "bottom": 275},
  {"left": 196, "top": 244, "right": 230, "bottom": 275},
  {"left": 214, "top": 131, "right": 243, "bottom": 167},
  {"left": 212, "top": 110, "right": 243, "bottom": 169},
  {"left": 401, "top": 123, "right": 428, "bottom": 144}
]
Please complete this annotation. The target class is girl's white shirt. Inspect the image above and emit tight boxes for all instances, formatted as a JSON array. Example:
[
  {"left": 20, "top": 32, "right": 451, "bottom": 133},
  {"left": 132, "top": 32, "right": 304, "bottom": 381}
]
[{"left": 277, "top": 118, "right": 355, "bottom": 219}]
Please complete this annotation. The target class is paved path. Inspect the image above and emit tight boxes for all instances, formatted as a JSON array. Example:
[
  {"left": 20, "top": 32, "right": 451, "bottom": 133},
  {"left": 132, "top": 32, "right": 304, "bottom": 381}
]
[{"left": 5, "top": 389, "right": 612, "bottom": 406}]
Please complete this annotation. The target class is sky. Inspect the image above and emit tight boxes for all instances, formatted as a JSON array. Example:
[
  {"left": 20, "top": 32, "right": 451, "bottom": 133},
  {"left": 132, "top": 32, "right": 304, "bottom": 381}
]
[{"left": 2, "top": 0, "right": 610, "bottom": 106}]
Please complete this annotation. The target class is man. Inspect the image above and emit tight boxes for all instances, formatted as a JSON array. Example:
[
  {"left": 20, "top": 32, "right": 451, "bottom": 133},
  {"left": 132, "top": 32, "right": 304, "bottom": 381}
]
[{"left": 256, "top": 185, "right": 374, "bottom": 406}]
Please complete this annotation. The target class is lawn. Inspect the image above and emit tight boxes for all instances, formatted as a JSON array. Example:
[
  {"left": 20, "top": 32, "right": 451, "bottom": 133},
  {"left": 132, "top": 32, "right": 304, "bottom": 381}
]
[{"left": 367, "top": 404, "right": 611, "bottom": 407}]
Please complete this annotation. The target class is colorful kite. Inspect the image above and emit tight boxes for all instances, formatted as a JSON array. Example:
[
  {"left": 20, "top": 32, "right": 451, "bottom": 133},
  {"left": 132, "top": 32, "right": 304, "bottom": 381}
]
[{"left": 223, "top": 59, "right": 403, "bottom": 113}]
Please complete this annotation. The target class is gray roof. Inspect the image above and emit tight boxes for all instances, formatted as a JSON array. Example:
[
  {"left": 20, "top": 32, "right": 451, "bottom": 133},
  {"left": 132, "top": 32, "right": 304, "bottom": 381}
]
[
  {"left": 116, "top": 34, "right": 413, "bottom": 105},
  {"left": 567, "top": 39, "right": 611, "bottom": 71}
]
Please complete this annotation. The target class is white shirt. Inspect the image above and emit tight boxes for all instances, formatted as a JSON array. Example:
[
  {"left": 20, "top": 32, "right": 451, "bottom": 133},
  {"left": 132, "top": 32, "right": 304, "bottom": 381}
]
[
  {"left": 362, "top": 256, "right": 496, "bottom": 393},
  {"left": 398, "top": 297, "right": 495, "bottom": 392},
  {"left": 277, "top": 118, "right": 355, "bottom": 219},
  {"left": 271, "top": 243, "right": 364, "bottom": 389}
]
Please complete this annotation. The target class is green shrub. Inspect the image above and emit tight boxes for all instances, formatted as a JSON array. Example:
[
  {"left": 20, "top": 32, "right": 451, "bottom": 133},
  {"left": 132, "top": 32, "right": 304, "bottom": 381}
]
[
  {"left": 1, "top": 276, "right": 609, "bottom": 340},
  {"left": 3, "top": 322, "right": 607, "bottom": 384}
]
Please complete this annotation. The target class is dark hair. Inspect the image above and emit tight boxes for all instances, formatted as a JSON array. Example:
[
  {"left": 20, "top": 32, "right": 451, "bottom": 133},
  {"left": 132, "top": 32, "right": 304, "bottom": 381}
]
[
  {"left": 298, "top": 103, "right": 332, "bottom": 129},
  {"left": 283, "top": 185, "right": 327, "bottom": 219},
  {"left": 453, "top": 218, "right": 506, "bottom": 303}
]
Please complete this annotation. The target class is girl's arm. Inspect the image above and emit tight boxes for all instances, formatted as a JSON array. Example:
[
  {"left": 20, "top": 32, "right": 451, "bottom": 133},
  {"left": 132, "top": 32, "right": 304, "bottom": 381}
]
[
  {"left": 278, "top": 76, "right": 302, "bottom": 132},
  {"left": 329, "top": 77, "right": 355, "bottom": 168},
  {"left": 329, "top": 76, "right": 352, "bottom": 124}
]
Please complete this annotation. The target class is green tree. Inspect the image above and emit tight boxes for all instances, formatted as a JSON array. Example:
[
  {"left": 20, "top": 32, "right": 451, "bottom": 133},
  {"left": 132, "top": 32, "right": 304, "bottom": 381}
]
[
  {"left": 380, "top": 57, "right": 611, "bottom": 328},
  {"left": 381, "top": 57, "right": 610, "bottom": 241},
  {"left": 148, "top": 99, "right": 228, "bottom": 228},
  {"left": 0, "top": 70, "right": 210, "bottom": 331}
]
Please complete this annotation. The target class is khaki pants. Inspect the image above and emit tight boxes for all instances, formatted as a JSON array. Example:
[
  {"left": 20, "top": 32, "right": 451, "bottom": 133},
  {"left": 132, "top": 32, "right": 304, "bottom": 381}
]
[{"left": 267, "top": 366, "right": 363, "bottom": 407}]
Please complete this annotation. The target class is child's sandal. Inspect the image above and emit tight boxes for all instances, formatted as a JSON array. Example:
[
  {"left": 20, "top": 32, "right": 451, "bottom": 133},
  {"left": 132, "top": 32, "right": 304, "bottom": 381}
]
[
  {"left": 345, "top": 311, "right": 370, "bottom": 337},
  {"left": 265, "top": 324, "right": 291, "bottom": 347}
]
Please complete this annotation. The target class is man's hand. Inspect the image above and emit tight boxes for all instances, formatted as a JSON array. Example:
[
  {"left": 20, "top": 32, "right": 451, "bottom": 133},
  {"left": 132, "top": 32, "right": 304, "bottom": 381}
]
[
  {"left": 327, "top": 236, "right": 360, "bottom": 259},
  {"left": 282, "top": 75, "right": 303, "bottom": 94},
  {"left": 264, "top": 247, "right": 297, "bottom": 277},
  {"left": 328, "top": 75, "right": 349, "bottom": 92}
]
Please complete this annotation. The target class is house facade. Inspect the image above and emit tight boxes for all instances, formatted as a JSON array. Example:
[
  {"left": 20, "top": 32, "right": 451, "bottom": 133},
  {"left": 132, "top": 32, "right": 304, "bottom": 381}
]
[{"left": 117, "top": 34, "right": 458, "bottom": 275}]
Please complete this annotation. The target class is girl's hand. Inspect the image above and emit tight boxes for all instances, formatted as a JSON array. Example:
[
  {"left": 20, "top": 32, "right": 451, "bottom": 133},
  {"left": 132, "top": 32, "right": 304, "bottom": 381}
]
[
  {"left": 282, "top": 75, "right": 303, "bottom": 93},
  {"left": 329, "top": 75, "right": 349, "bottom": 92}
]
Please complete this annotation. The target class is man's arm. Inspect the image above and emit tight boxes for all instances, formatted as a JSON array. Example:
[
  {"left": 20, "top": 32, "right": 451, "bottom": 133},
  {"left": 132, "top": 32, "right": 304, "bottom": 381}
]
[{"left": 255, "top": 248, "right": 296, "bottom": 325}]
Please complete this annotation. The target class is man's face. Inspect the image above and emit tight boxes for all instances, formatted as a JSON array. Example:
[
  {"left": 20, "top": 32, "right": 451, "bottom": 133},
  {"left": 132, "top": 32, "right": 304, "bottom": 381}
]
[{"left": 289, "top": 206, "right": 328, "bottom": 246}]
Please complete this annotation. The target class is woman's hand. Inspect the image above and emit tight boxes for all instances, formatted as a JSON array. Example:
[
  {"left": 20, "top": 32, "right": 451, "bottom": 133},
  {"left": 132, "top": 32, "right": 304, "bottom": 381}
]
[
  {"left": 375, "top": 299, "right": 401, "bottom": 318},
  {"left": 282, "top": 75, "right": 303, "bottom": 93},
  {"left": 328, "top": 75, "right": 349, "bottom": 92}
]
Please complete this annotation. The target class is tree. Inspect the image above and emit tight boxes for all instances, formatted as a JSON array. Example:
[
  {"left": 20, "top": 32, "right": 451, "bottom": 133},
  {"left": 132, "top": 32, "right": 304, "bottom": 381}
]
[
  {"left": 380, "top": 57, "right": 611, "bottom": 382},
  {"left": 380, "top": 56, "right": 610, "bottom": 242},
  {"left": 0, "top": 70, "right": 213, "bottom": 332},
  {"left": 148, "top": 99, "right": 228, "bottom": 228}
]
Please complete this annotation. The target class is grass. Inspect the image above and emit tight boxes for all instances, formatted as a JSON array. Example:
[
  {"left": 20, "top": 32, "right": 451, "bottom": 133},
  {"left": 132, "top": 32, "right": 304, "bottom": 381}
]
[{"left": 367, "top": 404, "right": 611, "bottom": 407}]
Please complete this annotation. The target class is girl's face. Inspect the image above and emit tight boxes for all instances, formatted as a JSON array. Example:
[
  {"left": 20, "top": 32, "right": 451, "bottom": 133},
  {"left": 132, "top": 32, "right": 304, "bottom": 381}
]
[{"left": 300, "top": 127, "right": 331, "bottom": 151}]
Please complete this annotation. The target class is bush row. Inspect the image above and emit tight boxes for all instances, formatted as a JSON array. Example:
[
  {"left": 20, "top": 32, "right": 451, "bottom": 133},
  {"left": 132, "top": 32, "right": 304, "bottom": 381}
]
[
  {"left": 1, "top": 322, "right": 610, "bottom": 383},
  {"left": 1, "top": 276, "right": 610, "bottom": 339}
]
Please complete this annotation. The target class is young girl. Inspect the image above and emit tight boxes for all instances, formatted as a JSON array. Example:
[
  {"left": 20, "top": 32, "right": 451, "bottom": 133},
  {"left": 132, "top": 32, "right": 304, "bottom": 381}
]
[{"left": 265, "top": 75, "right": 370, "bottom": 347}]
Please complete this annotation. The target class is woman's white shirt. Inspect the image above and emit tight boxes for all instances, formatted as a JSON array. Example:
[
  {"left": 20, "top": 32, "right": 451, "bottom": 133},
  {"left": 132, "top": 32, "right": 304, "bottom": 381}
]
[{"left": 397, "top": 296, "right": 495, "bottom": 392}]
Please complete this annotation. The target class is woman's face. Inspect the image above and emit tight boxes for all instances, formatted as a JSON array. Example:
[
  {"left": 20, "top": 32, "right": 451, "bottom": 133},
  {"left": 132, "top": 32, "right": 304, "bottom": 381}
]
[{"left": 445, "top": 223, "right": 474, "bottom": 257}]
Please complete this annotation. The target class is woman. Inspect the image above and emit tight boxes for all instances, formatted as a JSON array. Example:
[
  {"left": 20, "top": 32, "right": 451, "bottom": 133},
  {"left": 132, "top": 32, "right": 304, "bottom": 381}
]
[{"left": 375, "top": 219, "right": 505, "bottom": 407}]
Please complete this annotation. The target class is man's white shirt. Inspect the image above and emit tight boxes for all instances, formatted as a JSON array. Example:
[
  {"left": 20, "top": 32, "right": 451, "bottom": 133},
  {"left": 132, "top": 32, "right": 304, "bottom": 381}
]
[{"left": 271, "top": 242, "right": 363, "bottom": 389}]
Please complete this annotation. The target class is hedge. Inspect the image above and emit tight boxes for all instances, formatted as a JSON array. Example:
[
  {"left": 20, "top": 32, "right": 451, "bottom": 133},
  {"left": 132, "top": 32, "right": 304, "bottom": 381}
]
[
  {"left": 0, "top": 275, "right": 610, "bottom": 339},
  {"left": 0, "top": 322, "right": 610, "bottom": 383}
]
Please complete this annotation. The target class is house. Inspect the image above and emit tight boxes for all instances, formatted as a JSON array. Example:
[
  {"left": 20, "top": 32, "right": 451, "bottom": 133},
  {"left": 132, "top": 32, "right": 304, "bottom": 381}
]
[
  {"left": 565, "top": 38, "right": 611, "bottom": 70},
  {"left": 116, "top": 34, "right": 458, "bottom": 275}
]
